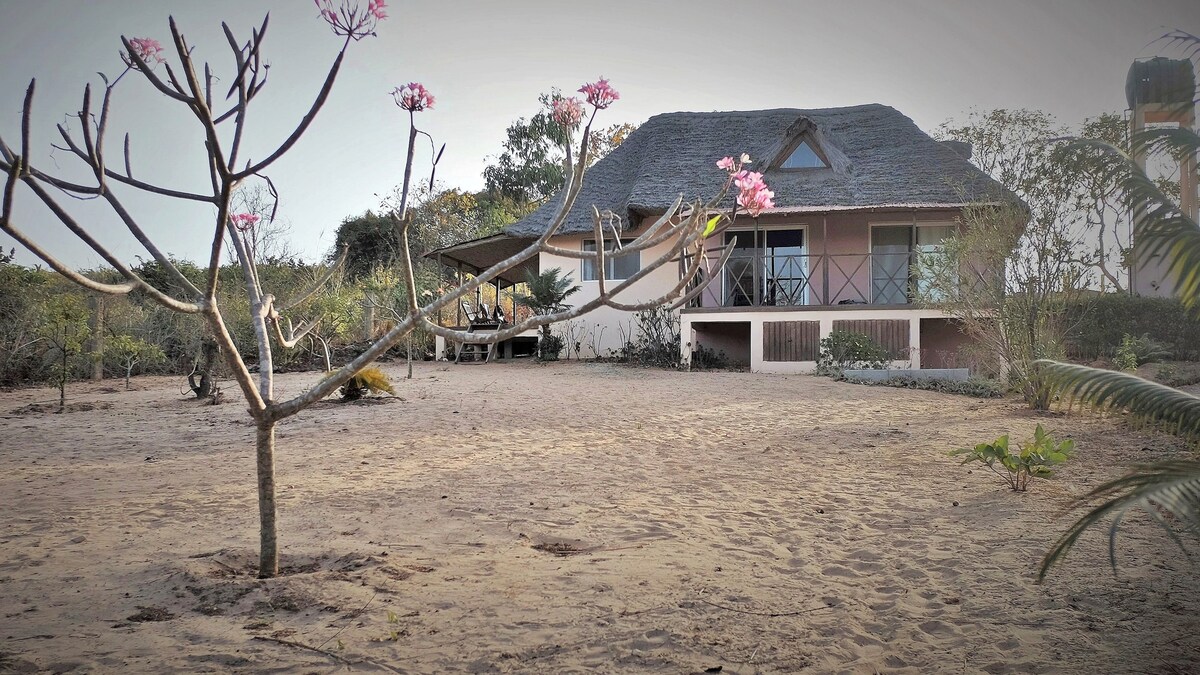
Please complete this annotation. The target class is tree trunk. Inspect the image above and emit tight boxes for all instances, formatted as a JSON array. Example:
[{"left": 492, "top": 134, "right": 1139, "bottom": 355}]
[
  {"left": 89, "top": 295, "right": 105, "bottom": 381},
  {"left": 256, "top": 419, "right": 279, "bottom": 578},
  {"left": 59, "top": 346, "right": 67, "bottom": 411},
  {"left": 406, "top": 334, "right": 413, "bottom": 379},
  {"left": 362, "top": 302, "right": 375, "bottom": 341},
  {"left": 125, "top": 363, "right": 132, "bottom": 390}
]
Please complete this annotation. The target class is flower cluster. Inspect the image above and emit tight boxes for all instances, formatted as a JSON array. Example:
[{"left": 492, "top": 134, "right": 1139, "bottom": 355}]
[
  {"left": 316, "top": 0, "right": 386, "bottom": 40},
  {"left": 717, "top": 154, "right": 774, "bottom": 217},
  {"left": 392, "top": 82, "right": 435, "bottom": 112},
  {"left": 123, "top": 37, "right": 165, "bottom": 69},
  {"left": 230, "top": 213, "right": 261, "bottom": 232},
  {"left": 551, "top": 97, "right": 585, "bottom": 130},
  {"left": 578, "top": 78, "right": 619, "bottom": 110}
]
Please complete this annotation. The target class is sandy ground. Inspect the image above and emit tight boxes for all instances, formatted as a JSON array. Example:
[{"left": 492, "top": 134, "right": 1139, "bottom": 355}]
[{"left": 0, "top": 361, "right": 1197, "bottom": 674}]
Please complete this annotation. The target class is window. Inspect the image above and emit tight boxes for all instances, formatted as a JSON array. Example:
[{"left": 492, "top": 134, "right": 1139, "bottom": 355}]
[
  {"left": 870, "top": 224, "right": 956, "bottom": 304},
  {"left": 723, "top": 228, "right": 808, "bottom": 306},
  {"left": 582, "top": 239, "right": 640, "bottom": 281},
  {"left": 780, "top": 139, "right": 827, "bottom": 169}
]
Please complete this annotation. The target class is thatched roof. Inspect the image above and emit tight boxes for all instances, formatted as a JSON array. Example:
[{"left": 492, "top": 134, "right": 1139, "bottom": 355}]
[{"left": 505, "top": 104, "right": 1010, "bottom": 238}]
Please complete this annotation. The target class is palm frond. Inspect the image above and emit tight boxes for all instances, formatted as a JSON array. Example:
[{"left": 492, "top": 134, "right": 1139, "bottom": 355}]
[
  {"left": 1038, "top": 459, "right": 1200, "bottom": 580},
  {"left": 1035, "top": 360, "right": 1200, "bottom": 439}
]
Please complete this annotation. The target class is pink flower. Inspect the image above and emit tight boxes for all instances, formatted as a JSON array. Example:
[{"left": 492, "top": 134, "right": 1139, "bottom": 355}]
[
  {"left": 392, "top": 82, "right": 435, "bottom": 112},
  {"left": 578, "top": 78, "right": 619, "bottom": 110},
  {"left": 230, "top": 213, "right": 261, "bottom": 232},
  {"left": 732, "top": 171, "right": 775, "bottom": 217},
  {"left": 125, "top": 38, "right": 165, "bottom": 67},
  {"left": 716, "top": 156, "right": 735, "bottom": 171},
  {"left": 315, "top": 0, "right": 385, "bottom": 40},
  {"left": 552, "top": 97, "right": 585, "bottom": 130}
]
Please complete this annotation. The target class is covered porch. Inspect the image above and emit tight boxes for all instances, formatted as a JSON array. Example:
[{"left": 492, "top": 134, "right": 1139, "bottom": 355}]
[{"left": 424, "top": 234, "right": 540, "bottom": 361}]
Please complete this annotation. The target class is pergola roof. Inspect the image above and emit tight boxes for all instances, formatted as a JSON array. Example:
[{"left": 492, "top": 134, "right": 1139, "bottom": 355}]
[{"left": 423, "top": 233, "right": 537, "bottom": 286}]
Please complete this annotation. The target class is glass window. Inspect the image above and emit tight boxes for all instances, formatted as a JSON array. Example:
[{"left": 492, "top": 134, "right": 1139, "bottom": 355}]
[
  {"left": 582, "top": 239, "right": 640, "bottom": 281},
  {"left": 781, "top": 140, "right": 827, "bottom": 169}
]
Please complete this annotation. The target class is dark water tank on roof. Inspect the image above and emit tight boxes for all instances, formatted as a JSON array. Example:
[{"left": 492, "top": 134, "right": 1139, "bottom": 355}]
[{"left": 1126, "top": 57, "right": 1196, "bottom": 109}]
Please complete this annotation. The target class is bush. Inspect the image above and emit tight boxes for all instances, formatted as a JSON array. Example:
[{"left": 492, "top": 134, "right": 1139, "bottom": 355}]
[
  {"left": 1065, "top": 295, "right": 1200, "bottom": 361},
  {"left": 817, "top": 331, "right": 889, "bottom": 375},
  {"left": 617, "top": 307, "right": 682, "bottom": 368},
  {"left": 1113, "top": 334, "right": 1139, "bottom": 372},
  {"left": 950, "top": 424, "right": 1073, "bottom": 491},
  {"left": 690, "top": 344, "right": 729, "bottom": 370},
  {"left": 538, "top": 333, "right": 564, "bottom": 361},
  {"left": 837, "top": 374, "right": 1004, "bottom": 398}
]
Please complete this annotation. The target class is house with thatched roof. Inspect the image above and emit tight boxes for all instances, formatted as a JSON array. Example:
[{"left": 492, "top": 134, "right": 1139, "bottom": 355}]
[{"left": 429, "top": 103, "right": 1012, "bottom": 373}]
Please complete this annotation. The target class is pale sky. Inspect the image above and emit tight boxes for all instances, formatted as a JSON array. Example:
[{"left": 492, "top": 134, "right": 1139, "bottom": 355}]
[{"left": 1, "top": 0, "right": 1197, "bottom": 269}]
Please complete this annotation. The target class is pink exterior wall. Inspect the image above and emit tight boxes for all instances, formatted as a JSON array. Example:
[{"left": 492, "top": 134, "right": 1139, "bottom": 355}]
[{"left": 919, "top": 317, "right": 974, "bottom": 370}]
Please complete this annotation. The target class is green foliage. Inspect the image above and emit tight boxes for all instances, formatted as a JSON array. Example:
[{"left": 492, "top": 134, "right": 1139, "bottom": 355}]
[
  {"left": 838, "top": 374, "right": 1004, "bottom": 398},
  {"left": 951, "top": 425, "right": 1074, "bottom": 492},
  {"left": 816, "top": 331, "right": 890, "bottom": 375},
  {"left": 617, "top": 307, "right": 683, "bottom": 368},
  {"left": 39, "top": 294, "right": 91, "bottom": 407},
  {"left": 537, "top": 333, "right": 564, "bottom": 361},
  {"left": 1064, "top": 294, "right": 1198, "bottom": 361},
  {"left": 482, "top": 93, "right": 635, "bottom": 208},
  {"left": 105, "top": 334, "right": 166, "bottom": 388},
  {"left": 1113, "top": 334, "right": 1139, "bottom": 372}
]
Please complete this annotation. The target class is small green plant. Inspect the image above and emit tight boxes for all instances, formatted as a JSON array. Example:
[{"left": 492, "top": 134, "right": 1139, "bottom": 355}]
[
  {"left": 951, "top": 424, "right": 1073, "bottom": 492},
  {"left": 618, "top": 306, "right": 682, "bottom": 368},
  {"left": 1113, "top": 334, "right": 1140, "bottom": 371},
  {"left": 816, "top": 330, "right": 890, "bottom": 375},
  {"left": 538, "top": 333, "right": 565, "bottom": 361}
]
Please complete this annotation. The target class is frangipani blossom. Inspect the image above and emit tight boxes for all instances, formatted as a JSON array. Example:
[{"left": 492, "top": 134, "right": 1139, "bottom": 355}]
[
  {"left": 552, "top": 97, "right": 585, "bottom": 130},
  {"left": 230, "top": 213, "right": 261, "bottom": 232},
  {"left": 732, "top": 170, "right": 775, "bottom": 217},
  {"left": 315, "top": 0, "right": 386, "bottom": 40},
  {"left": 392, "top": 82, "right": 435, "bottom": 112},
  {"left": 124, "top": 38, "right": 165, "bottom": 68},
  {"left": 578, "top": 78, "right": 619, "bottom": 109},
  {"left": 716, "top": 156, "right": 735, "bottom": 171}
]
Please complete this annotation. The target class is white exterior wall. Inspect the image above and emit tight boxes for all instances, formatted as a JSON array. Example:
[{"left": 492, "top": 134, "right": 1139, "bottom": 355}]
[
  {"left": 539, "top": 232, "right": 682, "bottom": 358},
  {"left": 681, "top": 307, "right": 953, "bottom": 374}
]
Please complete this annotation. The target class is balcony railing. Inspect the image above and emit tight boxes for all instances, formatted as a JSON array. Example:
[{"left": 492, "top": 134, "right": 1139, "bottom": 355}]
[{"left": 685, "top": 251, "right": 955, "bottom": 309}]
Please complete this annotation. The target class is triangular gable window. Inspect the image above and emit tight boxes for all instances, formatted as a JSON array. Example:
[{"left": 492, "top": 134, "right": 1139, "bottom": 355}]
[{"left": 781, "top": 139, "right": 827, "bottom": 169}]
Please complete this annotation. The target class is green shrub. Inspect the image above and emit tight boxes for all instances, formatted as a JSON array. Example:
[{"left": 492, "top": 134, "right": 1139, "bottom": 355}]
[
  {"left": 817, "top": 330, "right": 890, "bottom": 375},
  {"left": 838, "top": 374, "right": 1003, "bottom": 398},
  {"left": 950, "top": 424, "right": 1073, "bottom": 492},
  {"left": 1065, "top": 295, "right": 1200, "bottom": 361},
  {"left": 538, "top": 333, "right": 564, "bottom": 361},
  {"left": 1113, "top": 334, "right": 1139, "bottom": 371}
]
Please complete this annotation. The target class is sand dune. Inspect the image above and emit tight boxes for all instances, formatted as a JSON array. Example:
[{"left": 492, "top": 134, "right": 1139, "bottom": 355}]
[{"left": 1, "top": 361, "right": 1196, "bottom": 673}]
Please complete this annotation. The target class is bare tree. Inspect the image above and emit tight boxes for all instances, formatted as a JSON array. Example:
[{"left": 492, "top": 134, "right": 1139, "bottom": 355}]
[{"left": 0, "top": 8, "right": 733, "bottom": 577}]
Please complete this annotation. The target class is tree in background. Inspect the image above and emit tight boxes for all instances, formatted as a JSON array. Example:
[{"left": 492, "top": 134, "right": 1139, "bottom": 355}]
[
  {"left": 105, "top": 333, "right": 166, "bottom": 390},
  {"left": 38, "top": 294, "right": 90, "bottom": 410},
  {"left": 483, "top": 90, "right": 636, "bottom": 213},
  {"left": 934, "top": 109, "right": 1102, "bottom": 407}
]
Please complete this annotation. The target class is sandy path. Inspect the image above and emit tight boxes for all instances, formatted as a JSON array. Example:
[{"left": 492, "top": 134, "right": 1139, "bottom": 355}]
[{"left": 0, "top": 361, "right": 1196, "bottom": 674}]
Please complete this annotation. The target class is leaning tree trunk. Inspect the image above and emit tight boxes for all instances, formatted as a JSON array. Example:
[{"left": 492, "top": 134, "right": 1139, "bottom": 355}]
[
  {"left": 188, "top": 338, "right": 220, "bottom": 398},
  {"left": 256, "top": 419, "right": 279, "bottom": 578}
]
